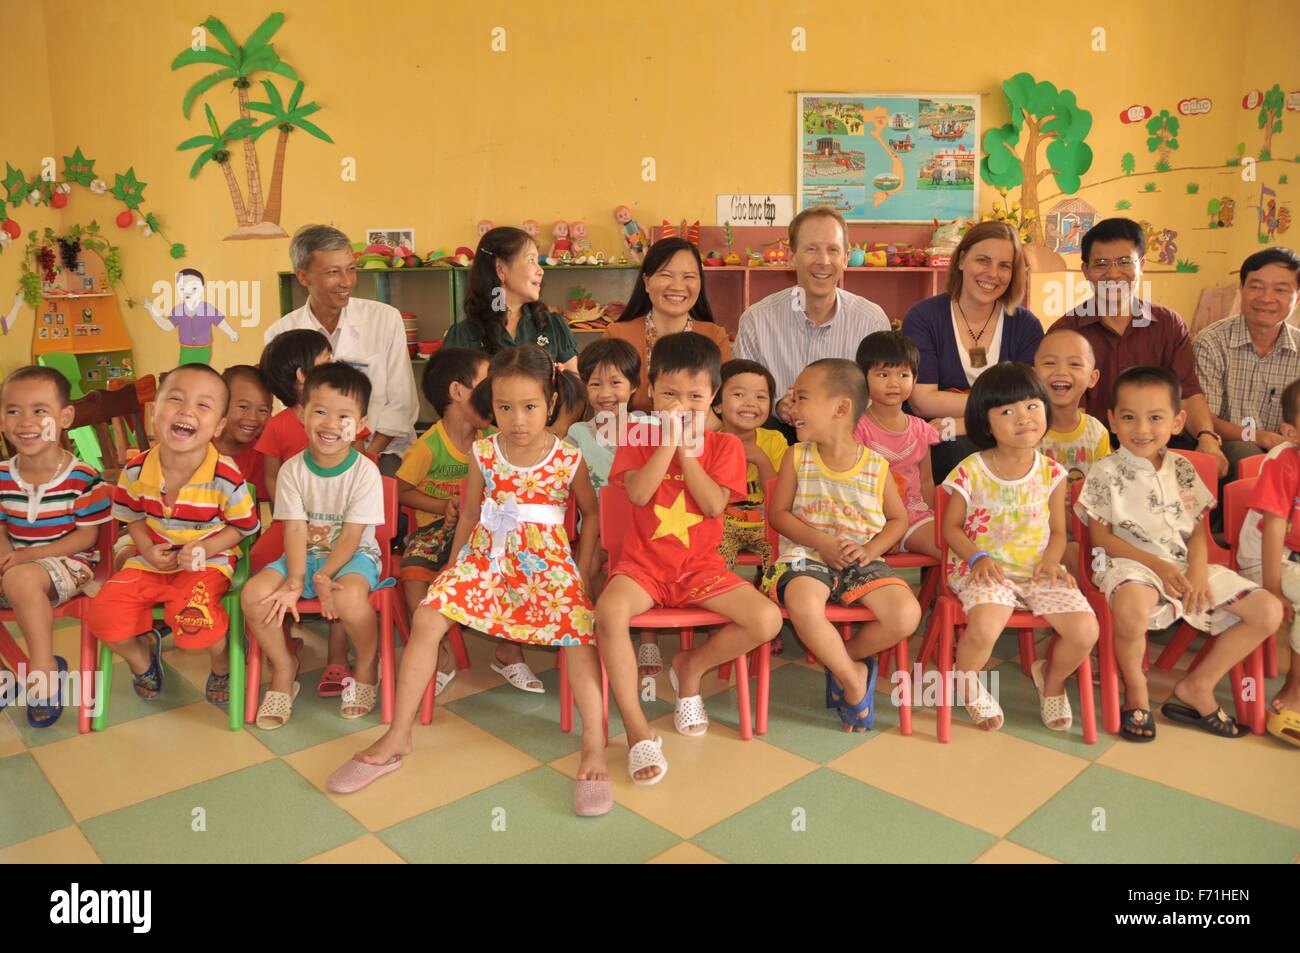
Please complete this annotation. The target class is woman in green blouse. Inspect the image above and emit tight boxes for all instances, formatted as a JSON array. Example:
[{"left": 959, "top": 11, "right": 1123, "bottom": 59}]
[{"left": 443, "top": 226, "right": 579, "bottom": 373}]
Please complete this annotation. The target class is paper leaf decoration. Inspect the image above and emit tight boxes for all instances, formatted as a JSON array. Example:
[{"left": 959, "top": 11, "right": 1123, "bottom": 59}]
[
  {"left": 110, "top": 168, "right": 148, "bottom": 209},
  {"left": 62, "top": 147, "right": 96, "bottom": 187},
  {"left": 3, "top": 164, "right": 27, "bottom": 208}
]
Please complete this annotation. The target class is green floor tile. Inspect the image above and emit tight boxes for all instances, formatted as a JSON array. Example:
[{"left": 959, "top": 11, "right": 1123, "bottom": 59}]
[
  {"left": 4, "top": 655, "right": 205, "bottom": 748},
  {"left": 377, "top": 766, "right": 679, "bottom": 862},
  {"left": 1008, "top": 763, "right": 1300, "bottom": 863},
  {"left": 446, "top": 665, "right": 670, "bottom": 763},
  {"left": 0, "top": 752, "right": 73, "bottom": 849},
  {"left": 81, "top": 760, "right": 365, "bottom": 863},
  {"left": 249, "top": 666, "right": 383, "bottom": 755},
  {"left": 694, "top": 768, "right": 996, "bottom": 863},
  {"left": 991, "top": 661, "right": 1118, "bottom": 760}
]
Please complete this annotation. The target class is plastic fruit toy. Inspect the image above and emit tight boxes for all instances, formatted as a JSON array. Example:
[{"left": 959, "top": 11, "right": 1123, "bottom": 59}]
[
  {"left": 50, "top": 192, "right": 68, "bottom": 210},
  {"left": 848, "top": 247, "right": 866, "bottom": 267},
  {"left": 1, "top": 219, "right": 20, "bottom": 240},
  {"left": 115, "top": 210, "right": 134, "bottom": 228},
  {"left": 863, "top": 250, "right": 887, "bottom": 267},
  {"left": 703, "top": 251, "right": 724, "bottom": 266},
  {"left": 723, "top": 252, "right": 743, "bottom": 266}
]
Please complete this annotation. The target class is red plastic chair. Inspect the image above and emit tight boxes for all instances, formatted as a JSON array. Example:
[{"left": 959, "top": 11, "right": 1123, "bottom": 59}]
[
  {"left": 932, "top": 486, "right": 1097, "bottom": 744},
  {"left": 244, "top": 476, "right": 412, "bottom": 725},
  {"left": 399, "top": 497, "right": 470, "bottom": 673},
  {"left": 1074, "top": 478, "right": 1264, "bottom": 736},
  {"left": 1236, "top": 454, "right": 1267, "bottom": 480},
  {"left": 1222, "top": 477, "right": 1279, "bottom": 681},
  {"left": 1171, "top": 449, "right": 1231, "bottom": 566},
  {"left": 0, "top": 521, "right": 115, "bottom": 735},
  {"left": 596, "top": 480, "right": 764, "bottom": 741}
]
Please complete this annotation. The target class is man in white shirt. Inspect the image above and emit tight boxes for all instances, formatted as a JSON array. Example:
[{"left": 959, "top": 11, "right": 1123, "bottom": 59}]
[
  {"left": 734, "top": 208, "right": 890, "bottom": 437},
  {"left": 264, "top": 224, "right": 419, "bottom": 475}
]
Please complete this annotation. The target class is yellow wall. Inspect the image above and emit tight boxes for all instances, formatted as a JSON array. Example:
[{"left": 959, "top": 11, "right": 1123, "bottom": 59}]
[{"left": 2, "top": 0, "right": 1296, "bottom": 383}]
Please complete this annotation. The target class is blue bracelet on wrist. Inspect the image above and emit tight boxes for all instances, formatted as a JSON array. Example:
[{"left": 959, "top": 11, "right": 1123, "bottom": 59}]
[{"left": 967, "top": 550, "right": 991, "bottom": 569}]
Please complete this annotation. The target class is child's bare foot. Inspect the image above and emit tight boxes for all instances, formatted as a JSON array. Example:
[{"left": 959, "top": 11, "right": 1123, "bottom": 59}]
[
  {"left": 625, "top": 727, "right": 665, "bottom": 783},
  {"left": 355, "top": 730, "right": 411, "bottom": 766},
  {"left": 1270, "top": 677, "right": 1300, "bottom": 714},
  {"left": 576, "top": 739, "right": 609, "bottom": 782},
  {"left": 669, "top": 649, "right": 701, "bottom": 699},
  {"left": 1170, "top": 678, "right": 1220, "bottom": 719}
]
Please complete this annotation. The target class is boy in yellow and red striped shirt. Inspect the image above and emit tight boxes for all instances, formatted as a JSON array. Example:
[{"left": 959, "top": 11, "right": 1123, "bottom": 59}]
[{"left": 89, "top": 365, "right": 259, "bottom": 704}]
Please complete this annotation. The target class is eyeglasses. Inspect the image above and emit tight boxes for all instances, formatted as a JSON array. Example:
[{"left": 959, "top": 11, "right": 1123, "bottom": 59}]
[{"left": 1088, "top": 256, "right": 1140, "bottom": 272}]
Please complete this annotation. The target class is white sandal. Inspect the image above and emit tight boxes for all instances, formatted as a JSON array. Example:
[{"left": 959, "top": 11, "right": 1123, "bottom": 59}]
[
  {"left": 341, "top": 681, "right": 378, "bottom": 720},
  {"left": 669, "top": 668, "right": 709, "bottom": 737},
  {"left": 627, "top": 736, "right": 668, "bottom": 786},
  {"left": 1031, "top": 659, "right": 1073, "bottom": 732},
  {"left": 961, "top": 675, "right": 1004, "bottom": 731},
  {"left": 434, "top": 669, "right": 457, "bottom": 697},
  {"left": 636, "top": 641, "right": 664, "bottom": 676},
  {"left": 491, "top": 661, "right": 544, "bottom": 694},
  {"left": 255, "top": 683, "right": 301, "bottom": 730}
]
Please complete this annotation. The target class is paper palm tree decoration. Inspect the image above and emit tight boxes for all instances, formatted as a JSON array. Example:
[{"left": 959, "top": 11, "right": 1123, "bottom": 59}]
[
  {"left": 177, "top": 104, "right": 258, "bottom": 227},
  {"left": 247, "top": 80, "right": 333, "bottom": 225}
]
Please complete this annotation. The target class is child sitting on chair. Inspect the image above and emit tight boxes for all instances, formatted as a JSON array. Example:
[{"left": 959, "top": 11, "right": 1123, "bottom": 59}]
[
  {"left": 88, "top": 364, "right": 259, "bottom": 707},
  {"left": 766, "top": 358, "right": 921, "bottom": 732},
  {"left": 0, "top": 366, "right": 113, "bottom": 727},
  {"left": 1078, "top": 366, "right": 1280, "bottom": 742}
]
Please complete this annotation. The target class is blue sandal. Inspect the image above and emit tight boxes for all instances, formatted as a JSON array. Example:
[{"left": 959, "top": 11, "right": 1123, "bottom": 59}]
[
  {"left": 835, "top": 658, "right": 879, "bottom": 731},
  {"left": 27, "top": 656, "right": 67, "bottom": 729},
  {"left": 825, "top": 670, "right": 844, "bottom": 709},
  {"left": 132, "top": 628, "right": 166, "bottom": 700}
]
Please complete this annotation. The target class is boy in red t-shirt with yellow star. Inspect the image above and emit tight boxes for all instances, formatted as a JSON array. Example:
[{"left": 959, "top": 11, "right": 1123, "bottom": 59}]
[{"left": 595, "top": 332, "right": 782, "bottom": 787}]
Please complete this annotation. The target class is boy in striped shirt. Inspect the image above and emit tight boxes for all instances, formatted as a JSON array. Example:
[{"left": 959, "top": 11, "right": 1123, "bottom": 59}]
[
  {"left": 0, "top": 367, "right": 112, "bottom": 727},
  {"left": 89, "top": 365, "right": 259, "bottom": 704}
]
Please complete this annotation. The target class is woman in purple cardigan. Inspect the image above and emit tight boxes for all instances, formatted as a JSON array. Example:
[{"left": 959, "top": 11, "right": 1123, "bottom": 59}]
[{"left": 901, "top": 221, "right": 1044, "bottom": 480}]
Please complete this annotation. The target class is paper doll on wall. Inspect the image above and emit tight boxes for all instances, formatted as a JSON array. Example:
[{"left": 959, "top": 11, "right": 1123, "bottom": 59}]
[{"left": 144, "top": 268, "right": 238, "bottom": 365}]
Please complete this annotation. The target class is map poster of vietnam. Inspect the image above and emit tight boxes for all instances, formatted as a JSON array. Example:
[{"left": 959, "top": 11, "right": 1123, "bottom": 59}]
[{"left": 797, "top": 93, "right": 981, "bottom": 224}]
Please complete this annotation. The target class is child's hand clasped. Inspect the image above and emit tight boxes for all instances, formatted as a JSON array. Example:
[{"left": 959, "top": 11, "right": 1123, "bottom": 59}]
[
  {"left": 143, "top": 541, "right": 181, "bottom": 572},
  {"left": 1182, "top": 567, "right": 1211, "bottom": 615},
  {"left": 969, "top": 555, "right": 1006, "bottom": 587}
]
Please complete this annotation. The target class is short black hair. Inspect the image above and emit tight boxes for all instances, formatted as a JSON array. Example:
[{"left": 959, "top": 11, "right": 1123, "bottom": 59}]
[
  {"left": 2, "top": 365, "right": 71, "bottom": 406},
  {"left": 302, "top": 361, "right": 372, "bottom": 415},
  {"left": 964, "top": 362, "right": 1049, "bottom": 450},
  {"left": 1081, "top": 217, "right": 1145, "bottom": 264},
  {"left": 855, "top": 330, "right": 919, "bottom": 376},
  {"left": 423, "top": 346, "right": 488, "bottom": 417},
  {"left": 259, "top": 329, "right": 332, "bottom": 406},
  {"left": 176, "top": 268, "right": 205, "bottom": 284},
  {"left": 577, "top": 337, "right": 641, "bottom": 388},
  {"left": 1035, "top": 326, "right": 1096, "bottom": 365},
  {"left": 554, "top": 371, "right": 587, "bottom": 420},
  {"left": 1240, "top": 246, "right": 1300, "bottom": 287},
  {"left": 221, "top": 364, "right": 271, "bottom": 399},
  {"left": 1112, "top": 365, "right": 1181, "bottom": 414},
  {"left": 717, "top": 359, "right": 776, "bottom": 402},
  {"left": 808, "top": 357, "right": 869, "bottom": 423},
  {"left": 1283, "top": 378, "right": 1300, "bottom": 425},
  {"left": 648, "top": 331, "right": 722, "bottom": 391},
  {"left": 164, "top": 363, "right": 231, "bottom": 414}
]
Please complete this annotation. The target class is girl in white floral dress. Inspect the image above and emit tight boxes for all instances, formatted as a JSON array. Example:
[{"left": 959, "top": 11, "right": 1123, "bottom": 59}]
[
  {"left": 940, "top": 363, "right": 1098, "bottom": 734},
  {"left": 327, "top": 346, "right": 610, "bottom": 815}
]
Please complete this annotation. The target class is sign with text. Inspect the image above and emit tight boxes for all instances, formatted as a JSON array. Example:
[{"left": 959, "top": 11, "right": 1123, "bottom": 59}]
[{"left": 717, "top": 194, "right": 794, "bottom": 227}]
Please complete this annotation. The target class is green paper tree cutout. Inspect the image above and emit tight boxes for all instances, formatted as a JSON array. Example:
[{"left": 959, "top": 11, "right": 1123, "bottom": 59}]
[
  {"left": 1121, "top": 153, "right": 1135, "bottom": 176},
  {"left": 980, "top": 72, "right": 1093, "bottom": 247},
  {"left": 247, "top": 79, "right": 333, "bottom": 225},
  {"left": 110, "top": 168, "right": 147, "bottom": 209},
  {"left": 3, "top": 164, "right": 27, "bottom": 208},
  {"left": 1145, "top": 109, "right": 1179, "bottom": 171},
  {"left": 1259, "top": 84, "right": 1284, "bottom": 161},
  {"left": 62, "top": 147, "right": 95, "bottom": 186}
]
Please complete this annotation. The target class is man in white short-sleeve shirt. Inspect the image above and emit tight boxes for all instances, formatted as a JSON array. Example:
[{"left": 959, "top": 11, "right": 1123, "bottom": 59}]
[
  {"left": 264, "top": 224, "right": 419, "bottom": 474},
  {"left": 734, "top": 208, "right": 890, "bottom": 432}
]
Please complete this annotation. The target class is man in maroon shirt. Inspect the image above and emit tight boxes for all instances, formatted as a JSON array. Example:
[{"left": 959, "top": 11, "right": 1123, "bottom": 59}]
[{"left": 1051, "top": 218, "right": 1229, "bottom": 476}]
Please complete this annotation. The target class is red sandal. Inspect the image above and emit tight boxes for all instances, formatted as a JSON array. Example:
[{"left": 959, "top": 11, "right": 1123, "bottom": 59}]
[{"left": 317, "top": 663, "right": 351, "bottom": 698}]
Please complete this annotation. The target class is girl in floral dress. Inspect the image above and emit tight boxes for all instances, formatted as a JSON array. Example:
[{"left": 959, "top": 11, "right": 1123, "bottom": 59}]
[
  {"left": 940, "top": 363, "right": 1098, "bottom": 734},
  {"left": 327, "top": 346, "right": 610, "bottom": 815}
]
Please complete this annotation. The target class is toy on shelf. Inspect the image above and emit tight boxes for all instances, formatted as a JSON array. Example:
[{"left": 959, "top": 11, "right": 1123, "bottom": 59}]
[
  {"left": 477, "top": 219, "right": 494, "bottom": 238},
  {"left": 723, "top": 252, "right": 743, "bottom": 266},
  {"left": 925, "top": 217, "right": 962, "bottom": 268},
  {"left": 661, "top": 219, "right": 701, "bottom": 245},
  {"left": 848, "top": 244, "right": 866, "bottom": 267},
  {"left": 703, "top": 250, "right": 725, "bottom": 266},
  {"left": 613, "top": 205, "right": 649, "bottom": 262},
  {"left": 424, "top": 248, "right": 451, "bottom": 266},
  {"left": 549, "top": 221, "right": 573, "bottom": 262},
  {"left": 452, "top": 246, "right": 475, "bottom": 266},
  {"left": 570, "top": 221, "right": 595, "bottom": 263},
  {"left": 522, "top": 219, "right": 541, "bottom": 243},
  {"left": 862, "top": 249, "right": 888, "bottom": 267},
  {"left": 762, "top": 238, "right": 790, "bottom": 265},
  {"left": 744, "top": 247, "right": 764, "bottom": 267}
]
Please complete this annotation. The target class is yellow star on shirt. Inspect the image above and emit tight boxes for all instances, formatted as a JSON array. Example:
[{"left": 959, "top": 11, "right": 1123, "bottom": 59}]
[{"left": 652, "top": 490, "right": 703, "bottom": 547}]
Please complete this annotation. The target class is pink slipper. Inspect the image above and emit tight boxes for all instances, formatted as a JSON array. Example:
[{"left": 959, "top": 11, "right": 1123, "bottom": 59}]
[
  {"left": 325, "top": 757, "right": 403, "bottom": 794},
  {"left": 573, "top": 779, "right": 613, "bottom": 817}
]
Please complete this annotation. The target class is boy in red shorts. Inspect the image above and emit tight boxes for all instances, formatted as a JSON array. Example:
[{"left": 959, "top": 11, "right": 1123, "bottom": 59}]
[
  {"left": 89, "top": 364, "right": 259, "bottom": 704},
  {"left": 594, "top": 332, "right": 782, "bottom": 787}
]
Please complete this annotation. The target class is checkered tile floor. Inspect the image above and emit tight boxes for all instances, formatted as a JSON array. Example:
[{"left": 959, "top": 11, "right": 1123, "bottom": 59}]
[{"left": 3, "top": 610, "right": 1298, "bottom": 864}]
